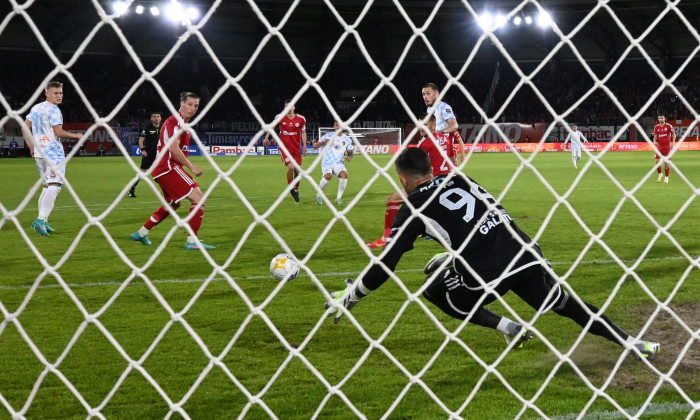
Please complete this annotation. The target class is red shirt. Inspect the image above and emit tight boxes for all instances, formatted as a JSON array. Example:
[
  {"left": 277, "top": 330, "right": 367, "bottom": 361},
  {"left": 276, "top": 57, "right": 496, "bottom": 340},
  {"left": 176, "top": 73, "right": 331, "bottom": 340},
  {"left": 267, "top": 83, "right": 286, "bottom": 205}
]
[
  {"left": 419, "top": 132, "right": 455, "bottom": 175},
  {"left": 277, "top": 113, "right": 306, "bottom": 155},
  {"left": 152, "top": 113, "right": 191, "bottom": 179},
  {"left": 654, "top": 123, "right": 674, "bottom": 149}
]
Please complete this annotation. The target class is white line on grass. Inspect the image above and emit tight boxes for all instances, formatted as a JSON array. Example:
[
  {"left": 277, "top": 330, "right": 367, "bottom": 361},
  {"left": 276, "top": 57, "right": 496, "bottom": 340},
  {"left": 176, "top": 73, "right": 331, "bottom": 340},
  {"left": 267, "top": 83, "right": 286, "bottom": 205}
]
[
  {"left": 0, "top": 255, "right": 693, "bottom": 292},
  {"left": 539, "top": 401, "right": 695, "bottom": 420}
]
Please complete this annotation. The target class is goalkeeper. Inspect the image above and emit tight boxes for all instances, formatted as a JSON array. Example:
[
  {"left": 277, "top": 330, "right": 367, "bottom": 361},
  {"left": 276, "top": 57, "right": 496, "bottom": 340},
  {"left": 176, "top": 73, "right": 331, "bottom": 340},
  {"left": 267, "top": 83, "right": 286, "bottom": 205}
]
[{"left": 325, "top": 147, "right": 661, "bottom": 360}]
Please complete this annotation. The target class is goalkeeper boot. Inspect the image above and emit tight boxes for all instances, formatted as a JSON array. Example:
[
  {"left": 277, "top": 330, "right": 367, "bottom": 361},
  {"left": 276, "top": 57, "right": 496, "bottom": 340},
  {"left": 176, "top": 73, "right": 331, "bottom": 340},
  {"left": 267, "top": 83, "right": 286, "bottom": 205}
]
[
  {"left": 131, "top": 232, "right": 152, "bottom": 246},
  {"left": 185, "top": 240, "right": 216, "bottom": 250},
  {"left": 633, "top": 341, "right": 660, "bottom": 360},
  {"left": 335, "top": 198, "right": 344, "bottom": 206},
  {"left": 504, "top": 325, "right": 533, "bottom": 349},
  {"left": 423, "top": 252, "right": 453, "bottom": 275},
  {"left": 316, "top": 196, "right": 323, "bottom": 205},
  {"left": 366, "top": 238, "right": 387, "bottom": 248},
  {"left": 290, "top": 189, "right": 300, "bottom": 203},
  {"left": 31, "top": 219, "right": 49, "bottom": 236}
]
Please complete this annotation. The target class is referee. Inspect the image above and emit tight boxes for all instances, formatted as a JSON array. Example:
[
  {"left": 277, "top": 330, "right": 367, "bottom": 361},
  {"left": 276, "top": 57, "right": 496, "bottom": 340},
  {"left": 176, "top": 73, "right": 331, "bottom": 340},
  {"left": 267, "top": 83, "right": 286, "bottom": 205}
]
[
  {"left": 129, "top": 112, "right": 161, "bottom": 197},
  {"left": 326, "top": 147, "right": 661, "bottom": 360}
]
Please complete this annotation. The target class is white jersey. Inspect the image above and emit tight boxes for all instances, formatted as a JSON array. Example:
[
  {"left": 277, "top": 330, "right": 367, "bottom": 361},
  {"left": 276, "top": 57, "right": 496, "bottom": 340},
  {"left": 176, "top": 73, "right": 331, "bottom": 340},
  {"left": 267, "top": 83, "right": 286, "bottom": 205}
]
[
  {"left": 319, "top": 132, "right": 353, "bottom": 167},
  {"left": 565, "top": 131, "right": 588, "bottom": 150},
  {"left": 26, "top": 101, "right": 65, "bottom": 162},
  {"left": 427, "top": 101, "right": 456, "bottom": 132}
]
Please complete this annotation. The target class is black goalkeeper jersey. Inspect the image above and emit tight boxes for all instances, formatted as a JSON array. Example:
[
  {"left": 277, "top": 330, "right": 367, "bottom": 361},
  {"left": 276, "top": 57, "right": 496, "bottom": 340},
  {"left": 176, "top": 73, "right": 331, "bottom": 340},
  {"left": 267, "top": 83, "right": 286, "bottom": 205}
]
[
  {"left": 140, "top": 124, "right": 160, "bottom": 156},
  {"left": 361, "top": 174, "right": 542, "bottom": 291}
]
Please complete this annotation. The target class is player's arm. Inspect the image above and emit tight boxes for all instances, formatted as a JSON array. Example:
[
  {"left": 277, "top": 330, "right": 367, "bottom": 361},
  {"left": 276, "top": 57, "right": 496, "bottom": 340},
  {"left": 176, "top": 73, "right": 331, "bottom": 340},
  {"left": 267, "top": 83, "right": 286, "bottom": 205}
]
[
  {"left": 441, "top": 117, "right": 459, "bottom": 135},
  {"left": 301, "top": 129, "right": 307, "bottom": 155},
  {"left": 313, "top": 134, "right": 329, "bottom": 149},
  {"left": 52, "top": 124, "right": 82, "bottom": 141},
  {"left": 22, "top": 120, "right": 35, "bottom": 157},
  {"left": 581, "top": 133, "right": 588, "bottom": 143},
  {"left": 167, "top": 130, "right": 202, "bottom": 176},
  {"left": 138, "top": 135, "right": 147, "bottom": 156},
  {"left": 455, "top": 134, "right": 466, "bottom": 161},
  {"left": 346, "top": 146, "right": 354, "bottom": 162},
  {"left": 653, "top": 130, "right": 658, "bottom": 147},
  {"left": 326, "top": 215, "right": 422, "bottom": 323}
]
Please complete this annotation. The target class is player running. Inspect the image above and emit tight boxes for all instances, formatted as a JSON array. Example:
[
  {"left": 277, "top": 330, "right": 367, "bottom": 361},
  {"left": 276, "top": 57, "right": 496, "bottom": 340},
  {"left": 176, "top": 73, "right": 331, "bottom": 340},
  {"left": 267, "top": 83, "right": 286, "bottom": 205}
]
[
  {"left": 264, "top": 99, "right": 308, "bottom": 202},
  {"left": 128, "top": 111, "right": 162, "bottom": 197},
  {"left": 326, "top": 147, "right": 661, "bottom": 360},
  {"left": 422, "top": 82, "right": 466, "bottom": 163},
  {"left": 563, "top": 124, "right": 589, "bottom": 169},
  {"left": 314, "top": 121, "right": 354, "bottom": 206},
  {"left": 653, "top": 114, "right": 676, "bottom": 183},
  {"left": 131, "top": 92, "right": 215, "bottom": 250},
  {"left": 366, "top": 113, "right": 456, "bottom": 248},
  {"left": 22, "top": 81, "right": 83, "bottom": 236}
]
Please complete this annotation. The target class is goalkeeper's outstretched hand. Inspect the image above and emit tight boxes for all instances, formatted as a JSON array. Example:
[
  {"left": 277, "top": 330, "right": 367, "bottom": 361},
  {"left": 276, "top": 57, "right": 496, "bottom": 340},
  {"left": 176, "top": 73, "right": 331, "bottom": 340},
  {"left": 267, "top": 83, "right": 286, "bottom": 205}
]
[{"left": 324, "top": 278, "right": 360, "bottom": 324}]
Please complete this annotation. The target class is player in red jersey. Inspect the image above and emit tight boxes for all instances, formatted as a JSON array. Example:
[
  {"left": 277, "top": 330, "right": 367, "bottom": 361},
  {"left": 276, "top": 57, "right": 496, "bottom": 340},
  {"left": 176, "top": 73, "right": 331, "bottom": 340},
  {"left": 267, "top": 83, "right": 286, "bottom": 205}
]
[
  {"left": 367, "top": 113, "right": 456, "bottom": 248},
  {"left": 130, "top": 92, "right": 215, "bottom": 250},
  {"left": 264, "top": 99, "right": 308, "bottom": 202},
  {"left": 653, "top": 114, "right": 676, "bottom": 184}
]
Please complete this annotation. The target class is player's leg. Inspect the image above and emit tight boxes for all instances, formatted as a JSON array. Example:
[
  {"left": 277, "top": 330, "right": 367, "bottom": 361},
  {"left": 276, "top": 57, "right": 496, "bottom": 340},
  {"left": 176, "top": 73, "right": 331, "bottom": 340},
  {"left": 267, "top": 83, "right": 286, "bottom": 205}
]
[
  {"left": 129, "top": 166, "right": 147, "bottom": 197},
  {"left": 317, "top": 171, "right": 333, "bottom": 205},
  {"left": 336, "top": 169, "right": 348, "bottom": 205},
  {"left": 509, "top": 263, "right": 660, "bottom": 359},
  {"left": 571, "top": 148, "right": 577, "bottom": 169},
  {"left": 34, "top": 159, "right": 65, "bottom": 235},
  {"left": 31, "top": 158, "right": 51, "bottom": 235},
  {"left": 663, "top": 152, "right": 670, "bottom": 183},
  {"left": 655, "top": 155, "right": 663, "bottom": 182},
  {"left": 421, "top": 266, "right": 531, "bottom": 346},
  {"left": 131, "top": 172, "right": 181, "bottom": 245},
  {"left": 183, "top": 187, "right": 215, "bottom": 250},
  {"left": 367, "top": 191, "right": 404, "bottom": 248}
]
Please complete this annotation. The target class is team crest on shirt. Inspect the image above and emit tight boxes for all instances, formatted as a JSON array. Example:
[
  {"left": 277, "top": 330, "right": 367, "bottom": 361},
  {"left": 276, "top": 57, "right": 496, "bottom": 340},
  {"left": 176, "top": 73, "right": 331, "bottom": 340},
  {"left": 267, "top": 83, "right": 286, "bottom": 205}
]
[
  {"left": 295, "top": 123, "right": 300, "bottom": 127},
  {"left": 445, "top": 107, "right": 452, "bottom": 114}
]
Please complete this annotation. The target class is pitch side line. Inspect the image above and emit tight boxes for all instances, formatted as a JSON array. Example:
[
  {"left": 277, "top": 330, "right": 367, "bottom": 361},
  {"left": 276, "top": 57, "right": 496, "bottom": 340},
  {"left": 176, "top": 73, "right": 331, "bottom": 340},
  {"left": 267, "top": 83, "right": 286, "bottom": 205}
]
[
  {"left": 538, "top": 401, "right": 695, "bottom": 420},
  {"left": 0, "top": 255, "right": 693, "bottom": 292}
]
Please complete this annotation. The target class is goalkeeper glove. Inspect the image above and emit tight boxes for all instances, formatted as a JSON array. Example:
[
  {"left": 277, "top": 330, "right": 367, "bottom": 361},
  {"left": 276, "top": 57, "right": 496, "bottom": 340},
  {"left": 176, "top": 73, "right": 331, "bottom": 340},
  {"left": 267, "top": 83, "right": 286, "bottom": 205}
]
[{"left": 324, "top": 278, "right": 361, "bottom": 324}]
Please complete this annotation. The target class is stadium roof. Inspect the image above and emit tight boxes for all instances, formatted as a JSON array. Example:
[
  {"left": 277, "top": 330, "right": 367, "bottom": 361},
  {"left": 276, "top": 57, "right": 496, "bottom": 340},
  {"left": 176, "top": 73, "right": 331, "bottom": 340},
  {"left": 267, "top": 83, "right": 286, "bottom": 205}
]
[{"left": 1, "top": 1, "right": 699, "bottom": 65}]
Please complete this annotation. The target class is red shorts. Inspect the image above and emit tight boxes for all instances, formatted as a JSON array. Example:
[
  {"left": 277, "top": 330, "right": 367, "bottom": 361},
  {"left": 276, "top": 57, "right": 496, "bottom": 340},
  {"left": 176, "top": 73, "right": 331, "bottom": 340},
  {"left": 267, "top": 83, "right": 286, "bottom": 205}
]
[
  {"left": 281, "top": 150, "right": 302, "bottom": 166},
  {"left": 655, "top": 145, "right": 671, "bottom": 159},
  {"left": 154, "top": 166, "right": 199, "bottom": 204}
]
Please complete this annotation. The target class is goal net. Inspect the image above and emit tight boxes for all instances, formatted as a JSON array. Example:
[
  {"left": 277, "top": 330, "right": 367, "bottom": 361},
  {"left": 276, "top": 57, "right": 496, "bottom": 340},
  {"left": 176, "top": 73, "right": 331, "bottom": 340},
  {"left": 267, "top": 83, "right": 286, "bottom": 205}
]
[{"left": 2, "top": 0, "right": 699, "bottom": 419}]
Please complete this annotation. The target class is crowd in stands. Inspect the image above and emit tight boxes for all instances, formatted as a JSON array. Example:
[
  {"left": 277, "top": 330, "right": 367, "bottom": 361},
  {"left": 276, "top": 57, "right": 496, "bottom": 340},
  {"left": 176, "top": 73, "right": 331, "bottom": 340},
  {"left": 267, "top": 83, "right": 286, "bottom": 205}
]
[{"left": 2, "top": 51, "right": 698, "bottom": 140}]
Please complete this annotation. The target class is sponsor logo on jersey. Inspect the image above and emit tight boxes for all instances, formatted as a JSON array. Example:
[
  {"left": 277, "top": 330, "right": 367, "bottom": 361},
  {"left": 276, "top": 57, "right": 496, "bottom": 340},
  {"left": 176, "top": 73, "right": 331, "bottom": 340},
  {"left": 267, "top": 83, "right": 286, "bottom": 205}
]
[
  {"left": 478, "top": 210, "right": 513, "bottom": 235},
  {"left": 282, "top": 130, "right": 299, "bottom": 136}
]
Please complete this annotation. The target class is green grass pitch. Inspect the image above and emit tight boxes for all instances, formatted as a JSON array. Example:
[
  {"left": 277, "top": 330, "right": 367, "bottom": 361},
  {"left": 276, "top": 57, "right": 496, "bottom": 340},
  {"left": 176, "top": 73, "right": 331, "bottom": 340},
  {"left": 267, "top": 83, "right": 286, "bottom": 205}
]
[{"left": 0, "top": 150, "right": 699, "bottom": 419}]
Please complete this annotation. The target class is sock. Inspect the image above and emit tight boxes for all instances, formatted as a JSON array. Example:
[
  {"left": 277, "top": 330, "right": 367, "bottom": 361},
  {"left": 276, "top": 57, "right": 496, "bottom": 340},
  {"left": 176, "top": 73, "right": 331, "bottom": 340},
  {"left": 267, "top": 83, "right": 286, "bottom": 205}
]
[
  {"left": 665, "top": 166, "right": 670, "bottom": 177},
  {"left": 37, "top": 188, "right": 47, "bottom": 218},
  {"left": 319, "top": 178, "right": 329, "bottom": 193},
  {"left": 130, "top": 179, "right": 139, "bottom": 192},
  {"left": 496, "top": 317, "right": 520, "bottom": 335},
  {"left": 572, "top": 155, "right": 576, "bottom": 166},
  {"left": 383, "top": 202, "right": 400, "bottom": 239},
  {"left": 39, "top": 185, "right": 61, "bottom": 221},
  {"left": 337, "top": 178, "right": 347, "bottom": 199},
  {"left": 138, "top": 226, "right": 150, "bottom": 237},
  {"left": 553, "top": 298, "right": 629, "bottom": 346},
  {"left": 657, "top": 165, "right": 662, "bottom": 174},
  {"left": 144, "top": 206, "right": 170, "bottom": 230},
  {"left": 187, "top": 203, "right": 205, "bottom": 241}
]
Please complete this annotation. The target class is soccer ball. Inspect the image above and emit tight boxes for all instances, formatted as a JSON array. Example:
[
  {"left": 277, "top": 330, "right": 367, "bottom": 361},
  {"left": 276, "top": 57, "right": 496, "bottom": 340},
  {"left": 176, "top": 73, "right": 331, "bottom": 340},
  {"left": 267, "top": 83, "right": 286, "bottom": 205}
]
[{"left": 270, "top": 253, "right": 299, "bottom": 281}]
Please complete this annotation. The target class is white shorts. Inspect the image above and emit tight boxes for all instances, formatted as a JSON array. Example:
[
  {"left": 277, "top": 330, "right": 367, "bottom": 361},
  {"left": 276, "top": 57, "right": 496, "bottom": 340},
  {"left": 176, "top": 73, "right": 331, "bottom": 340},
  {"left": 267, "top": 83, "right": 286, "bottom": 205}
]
[
  {"left": 322, "top": 163, "right": 348, "bottom": 177},
  {"left": 35, "top": 157, "right": 66, "bottom": 185}
]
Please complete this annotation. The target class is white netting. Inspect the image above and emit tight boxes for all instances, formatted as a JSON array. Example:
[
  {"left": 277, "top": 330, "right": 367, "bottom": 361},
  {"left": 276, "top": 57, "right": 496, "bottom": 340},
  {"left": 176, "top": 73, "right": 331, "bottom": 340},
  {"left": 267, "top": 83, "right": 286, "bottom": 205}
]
[{"left": 1, "top": 0, "right": 699, "bottom": 419}]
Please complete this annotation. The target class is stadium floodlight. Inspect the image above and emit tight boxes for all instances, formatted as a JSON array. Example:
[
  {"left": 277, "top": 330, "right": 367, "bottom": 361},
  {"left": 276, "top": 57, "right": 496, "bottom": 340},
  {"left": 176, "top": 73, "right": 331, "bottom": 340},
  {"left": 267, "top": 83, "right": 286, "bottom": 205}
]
[
  {"left": 477, "top": 12, "right": 494, "bottom": 30},
  {"left": 525, "top": 15, "right": 533, "bottom": 25},
  {"left": 165, "top": 1, "right": 186, "bottom": 22},
  {"left": 513, "top": 16, "right": 522, "bottom": 25},
  {"left": 186, "top": 6, "right": 199, "bottom": 20},
  {"left": 135, "top": 5, "right": 144, "bottom": 14},
  {"left": 150, "top": 6, "right": 160, "bottom": 16},
  {"left": 494, "top": 14, "right": 507, "bottom": 29},
  {"left": 112, "top": 1, "right": 129, "bottom": 16},
  {"left": 537, "top": 11, "right": 552, "bottom": 28}
]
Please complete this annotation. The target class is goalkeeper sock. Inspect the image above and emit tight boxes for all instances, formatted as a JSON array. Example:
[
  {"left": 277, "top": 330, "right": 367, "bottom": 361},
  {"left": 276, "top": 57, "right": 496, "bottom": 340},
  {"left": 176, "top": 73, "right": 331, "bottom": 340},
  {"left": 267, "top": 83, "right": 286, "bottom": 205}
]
[
  {"left": 337, "top": 178, "right": 347, "bottom": 199},
  {"left": 665, "top": 166, "right": 670, "bottom": 177},
  {"left": 144, "top": 206, "right": 170, "bottom": 230},
  {"left": 383, "top": 202, "right": 400, "bottom": 239},
  {"left": 319, "top": 178, "right": 329, "bottom": 192},
  {"left": 39, "top": 185, "right": 61, "bottom": 220}
]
